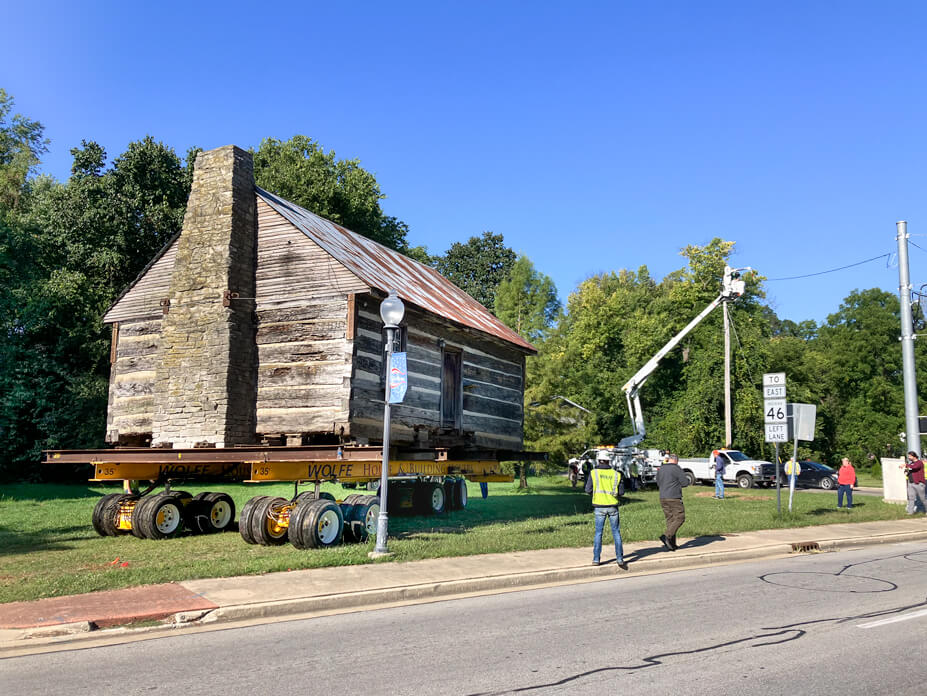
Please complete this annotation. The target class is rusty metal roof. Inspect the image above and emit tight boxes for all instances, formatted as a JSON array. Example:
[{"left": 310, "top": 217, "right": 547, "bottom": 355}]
[{"left": 256, "top": 187, "right": 536, "bottom": 353}]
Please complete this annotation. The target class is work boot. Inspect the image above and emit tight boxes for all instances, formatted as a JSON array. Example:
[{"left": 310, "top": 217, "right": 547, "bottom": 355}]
[
  {"left": 660, "top": 534, "right": 672, "bottom": 551},
  {"left": 669, "top": 535, "right": 678, "bottom": 551}
]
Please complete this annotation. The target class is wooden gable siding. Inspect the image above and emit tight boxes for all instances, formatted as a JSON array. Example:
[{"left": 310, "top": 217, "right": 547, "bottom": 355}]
[
  {"left": 254, "top": 198, "right": 368, "bottom": 437},
  {"left": 348, "top": 294, "right": 525, "bottom": 449},
  {"left": 103, "top": 238, "right": 179, "bottom": 323},
  {"left": 105, "top": 318, "right": 162, "bottom": 442}
]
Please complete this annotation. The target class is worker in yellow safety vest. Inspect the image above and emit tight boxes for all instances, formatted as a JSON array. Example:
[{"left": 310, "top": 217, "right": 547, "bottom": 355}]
[{"left": 584, "top": 450, "right": 629, "bottom": 570}]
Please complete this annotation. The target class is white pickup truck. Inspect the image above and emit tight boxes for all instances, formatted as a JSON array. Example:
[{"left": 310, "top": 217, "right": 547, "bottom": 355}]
[{"left": 676, "top": 450, "right": 776, "bottom": 489}]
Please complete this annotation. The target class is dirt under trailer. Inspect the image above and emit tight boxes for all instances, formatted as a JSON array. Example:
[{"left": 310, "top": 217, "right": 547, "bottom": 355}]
[{"left": 46, "top": 445, "right": 537, "bottom": 549}]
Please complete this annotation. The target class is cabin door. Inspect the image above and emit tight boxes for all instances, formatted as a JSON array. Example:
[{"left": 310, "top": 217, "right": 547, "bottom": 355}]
[{"left": 441, "top": 349, "right": 462, "bottom": 429}]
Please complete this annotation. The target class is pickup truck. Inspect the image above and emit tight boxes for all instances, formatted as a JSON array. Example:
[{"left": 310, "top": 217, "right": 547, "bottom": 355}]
[{"left": 676, "top": 450, "right": 776, "bottom": 489}]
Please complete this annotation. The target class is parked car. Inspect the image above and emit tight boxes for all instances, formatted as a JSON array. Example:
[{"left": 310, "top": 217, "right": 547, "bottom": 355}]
[{"left": 781, "top": 460, "right": 839, "bottom": 490}]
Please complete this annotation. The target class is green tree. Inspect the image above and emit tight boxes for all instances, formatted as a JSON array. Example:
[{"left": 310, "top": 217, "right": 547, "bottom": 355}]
[
  {"left": 494, "top": 255, "right": 561, "bottom": 344},
  {"left": 435, "top": 231, "right": 516, "bottom": 310},
  {"left": 0, "top": 88, "right": 49, "bottom": 212},
  {"left": 252, "top": 135, "right": 409, "bottom": 251},
  {"left": 0, "top": 137, "right": 191, "bottom": 480}
]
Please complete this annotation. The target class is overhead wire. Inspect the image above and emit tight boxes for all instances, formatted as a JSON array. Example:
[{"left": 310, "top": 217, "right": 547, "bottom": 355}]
[{"left": 764, "top": 253, "right": 891, "bottom": 282}]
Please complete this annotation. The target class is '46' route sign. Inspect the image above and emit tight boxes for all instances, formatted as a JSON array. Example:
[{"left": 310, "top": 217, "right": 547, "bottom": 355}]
[{"left": 763, "top": 373, "right": 788, "bottom": 442}]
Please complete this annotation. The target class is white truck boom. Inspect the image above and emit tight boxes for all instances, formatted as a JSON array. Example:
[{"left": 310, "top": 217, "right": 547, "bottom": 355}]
[{"left": 618, "top": 265, "right": 748, "bottom": 450}]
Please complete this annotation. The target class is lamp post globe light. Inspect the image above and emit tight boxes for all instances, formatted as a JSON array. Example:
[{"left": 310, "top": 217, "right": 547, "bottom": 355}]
[{"left": 372, "top": 290, "right": 404, "bottom": 556}]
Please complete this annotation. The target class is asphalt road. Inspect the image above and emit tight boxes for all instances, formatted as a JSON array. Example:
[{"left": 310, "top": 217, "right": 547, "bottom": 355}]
[{"left": 3, "top": 541, "right": 926, "bottom": 696}]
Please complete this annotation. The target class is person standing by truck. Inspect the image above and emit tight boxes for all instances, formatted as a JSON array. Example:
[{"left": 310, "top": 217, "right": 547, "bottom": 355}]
[
  {"left": 837, "top": 457, "right": 857, "bottom": 509},
  {"left": 904, "top": 451, "right": 927, "bottom": 514},
  {"left": 585, "top": 450, "right": 628, "bottom": 570},
  {"left": 711, "top": 448, "right": 727, "bottom": 499},
  {"left": 657, "top": 453, "right": 689, "bottom": 551}
]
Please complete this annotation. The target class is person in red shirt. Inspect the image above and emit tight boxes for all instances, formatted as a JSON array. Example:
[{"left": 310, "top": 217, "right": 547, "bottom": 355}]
[
  {"left": 837, "top": 458, "right": 856, "bottom": 509},
  {"left": 904, "top": 451, "right": 927, "bottom": 515}
]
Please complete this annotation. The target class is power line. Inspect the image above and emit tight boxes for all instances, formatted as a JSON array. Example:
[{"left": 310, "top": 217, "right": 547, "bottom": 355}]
[
  {"left": 910, "top": 240, "right": 927, "bottom": 254},
  {"left": 765, "top": 253, "right": 891, "bottom": 282}
]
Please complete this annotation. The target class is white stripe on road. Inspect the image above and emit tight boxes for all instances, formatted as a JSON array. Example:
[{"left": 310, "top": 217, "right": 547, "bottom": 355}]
[{"left": 858, "top": 608, "right": 927, "bottom": 629}]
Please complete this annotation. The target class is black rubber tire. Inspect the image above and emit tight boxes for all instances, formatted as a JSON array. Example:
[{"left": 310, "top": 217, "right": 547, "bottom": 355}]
[
  {"left": 820, "top": 477, "right": 835, "bottom": 490},
  {"left": 684, "top": 470, "right": 697, "bottom": 487},
  {"left": 456, "top": 479, "right": 468, "bottom": 509},
  {"left": 190, "top": 492, "right": 236, "bottom": 534},
  {"left": 238, "top": 495, "right": 267, "bottom": 544},
  {"left": 92, "top": 493, "right": 124, "bottom": 537},
  {"left": 294, "top": 491, "right": 336, "bottom": 505},
  {"left": 344, "top": 496, "right": 380, "bottom": 543},
  {"left": 737, "top": 473, "right": 754, "bottom": 489},
  {"left": 414, "top": 481, "right": 445, "bottom": 515},
  {"left": 131, "top": 495, "right": 154, "bottom": 539},
  {"left": 250, "top": 496, "right": 289, "bottom": 546},
  {"left": 444, "top": 479, "right": 460, "bottom": 510},
  {"left": 139, "top": 494, "right": 184, "bottom": 539},
  {"left": 618, "top": 479, "right": 626, "bottom": 498},
  {"left": 290, "top": 498, "right": 344, "bottom": 549}
]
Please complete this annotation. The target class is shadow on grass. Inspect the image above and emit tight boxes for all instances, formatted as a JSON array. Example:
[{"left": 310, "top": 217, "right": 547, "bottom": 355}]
[
  {"left": 806, "top": 502, "right": 867, "bottom": 516},
  {"left": 0, "top": 525, "right": 95, "bottom": 555}
]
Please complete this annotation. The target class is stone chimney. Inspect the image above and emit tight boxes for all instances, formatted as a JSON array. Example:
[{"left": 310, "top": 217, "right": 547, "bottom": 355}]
[{"left": 152, "top": 146, "right": 257, "bottom": 447}]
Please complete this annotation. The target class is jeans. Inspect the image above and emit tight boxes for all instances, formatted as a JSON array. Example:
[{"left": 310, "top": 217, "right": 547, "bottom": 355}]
[
  {"left": 593, "top": 506, "right": 623, "bottom": 564},
  {"left": 906, "top": 481, "right": 927, "bottom": 514},
  {"left": 837, "top": 484, "right": 853, "bottom": 508},
  {"left": 715, "top": 474, "right": 725, "bottom": 498}
]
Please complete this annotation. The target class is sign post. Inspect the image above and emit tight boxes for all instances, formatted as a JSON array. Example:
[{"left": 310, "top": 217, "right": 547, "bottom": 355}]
[{"left": 763, "top": 373, "right": 787, "bottom": 514}]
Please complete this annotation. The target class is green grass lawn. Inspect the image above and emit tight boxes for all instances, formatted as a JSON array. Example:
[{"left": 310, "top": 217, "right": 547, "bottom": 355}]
[{"left": 0, "top": 478, "right": 908, "bottom": 604}]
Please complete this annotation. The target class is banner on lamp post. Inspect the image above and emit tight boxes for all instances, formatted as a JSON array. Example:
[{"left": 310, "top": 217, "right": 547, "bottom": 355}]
[{"left": 388, "top": 352, "right": 408, "bottom": 404}]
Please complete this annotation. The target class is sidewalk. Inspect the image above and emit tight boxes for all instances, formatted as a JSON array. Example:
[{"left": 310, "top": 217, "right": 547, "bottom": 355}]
[{"left": 2, "top": 517, "right": 925, "bottom": 650}]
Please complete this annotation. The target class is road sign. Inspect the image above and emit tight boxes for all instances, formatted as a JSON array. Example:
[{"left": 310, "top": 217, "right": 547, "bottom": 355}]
[
  {"left": 763, "top": 372, "right": 786, "bottom": 387},
  {"left": 764, "top": 398, "right": 787, "bottom": 424},
  {"left": 763, "top": 373, "right": 787, "bottom": 442},
  {"left": 765, "top": 423, "right": 788, "bottom": 442}
]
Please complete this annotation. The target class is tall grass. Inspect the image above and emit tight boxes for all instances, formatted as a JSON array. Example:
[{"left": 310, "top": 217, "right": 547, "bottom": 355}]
[{"left": 0, "top": 478, "right": 907, "bottom": 604}]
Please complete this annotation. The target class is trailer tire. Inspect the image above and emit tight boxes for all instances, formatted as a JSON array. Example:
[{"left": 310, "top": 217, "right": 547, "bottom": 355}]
[
  {"left": 415, "top": 481, "right": 446, "bottom": 515},
  {"left": 251, "top": 496, "right": 290, "bottom": 546},
  {"left": 345, "top": 496, "right": 380, "bottom": 543},
  {"left": 684, "top": 470, "right": 697, "bottom": 487},
  {"left": 92, "top": 493, "right": 124, "bottom": 537},
  {"left": 294, "top": 491, "right": 336, "bottom": 505},
  {"left": 131, "top": 495, "right": 153, "bottom": 538},
  {"left": 139, "top": 494, "right": 184, "bottom": 539},
  {"left": 456, "top": 479, "right": 468, "bottom": 509},
  {"left": 189, "top": 493, "right": 235, "bottom": 534},
  {"left": 444, "top": 479, "right": 460, "bottom": 510},
  {"left": 737, "top": 473, "right": 754, "bottom": 489},
  {"left": 290, "top": 498, "right": 344, "bottom": 549},
  {"left": 238, "top": 495, "right": 267, "bottom": 544}
]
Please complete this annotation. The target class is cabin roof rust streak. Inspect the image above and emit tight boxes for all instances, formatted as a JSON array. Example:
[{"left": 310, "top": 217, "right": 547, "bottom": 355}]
[{"left": 255, "top": 187, "right": 536, "bottom": 354}]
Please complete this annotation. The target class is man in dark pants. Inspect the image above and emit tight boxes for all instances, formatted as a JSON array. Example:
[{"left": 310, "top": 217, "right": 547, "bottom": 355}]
[
  {"left": 656, "top": 453, "right": 689, "bottom": 551},
  {"left": 584, "top": 450, "right": 629, "bottom": 570}
]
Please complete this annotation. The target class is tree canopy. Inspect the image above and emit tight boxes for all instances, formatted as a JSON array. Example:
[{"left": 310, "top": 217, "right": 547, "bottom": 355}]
[
  {"left": 252, "top": 135, "right": 409, "bottom": 251},
  {"left": 434, "top": 231, "right": 516, "bottom": 310}
]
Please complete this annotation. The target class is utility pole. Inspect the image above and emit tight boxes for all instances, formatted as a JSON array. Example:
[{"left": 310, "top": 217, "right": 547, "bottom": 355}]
[
  {"left": 897, "top": 221, "right": 921, "bottom": 457},
  {"left": 723, "top": 300, "right": 732, "bottom": 447}
]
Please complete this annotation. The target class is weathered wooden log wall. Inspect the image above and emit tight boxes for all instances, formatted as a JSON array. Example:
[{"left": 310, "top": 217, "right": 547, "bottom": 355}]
[
  {"left": 253, "top": 198, "right": 367, "bottom": 440},
  {"left": 350, "top": 295, "right": 525, "bottom": 449},
  {"left": 106, "top": 318, "right": 161, "bottom": 443}
]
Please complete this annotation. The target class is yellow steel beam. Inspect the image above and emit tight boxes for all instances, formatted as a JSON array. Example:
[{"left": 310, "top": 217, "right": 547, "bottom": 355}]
[
  {"left": 90, "top": 461, "right": 251, "bottom": 481},
  {"left": 246, "top": 459, "right": 506, "bottom": 482}
]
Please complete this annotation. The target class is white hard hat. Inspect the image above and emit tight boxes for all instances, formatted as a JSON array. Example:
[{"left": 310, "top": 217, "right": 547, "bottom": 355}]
[{"left": 596, "top": 449, "right": 611, "bottom": 461}]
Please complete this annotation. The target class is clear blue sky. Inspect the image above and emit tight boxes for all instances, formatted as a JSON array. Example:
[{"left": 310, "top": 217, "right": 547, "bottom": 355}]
[{"left": 5, "top": 1, "right": 926, "bottom": 324}]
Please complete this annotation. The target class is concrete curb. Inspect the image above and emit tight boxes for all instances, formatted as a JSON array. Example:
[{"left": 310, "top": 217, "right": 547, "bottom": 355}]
[
  {"left": 194, "top": 528, "right": 927, "bottom": 626},
  {"left": 3, "top": 526, "right": 926, "bottom": 655}
]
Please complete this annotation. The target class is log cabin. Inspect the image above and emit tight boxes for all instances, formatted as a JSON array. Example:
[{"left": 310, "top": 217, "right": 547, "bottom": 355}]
[{"left": 101, "top": 145, "right": 535, "bottom": 454}]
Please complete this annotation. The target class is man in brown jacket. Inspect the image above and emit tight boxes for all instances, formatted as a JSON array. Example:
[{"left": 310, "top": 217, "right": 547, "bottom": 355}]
[{"left": 656, "top": 453, "right": 689, "bottom": 551}]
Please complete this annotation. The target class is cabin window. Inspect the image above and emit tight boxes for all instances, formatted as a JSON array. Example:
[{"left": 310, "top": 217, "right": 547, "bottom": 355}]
[{"left": 441, "top": 348, "right": 462, "bottom": 429}]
